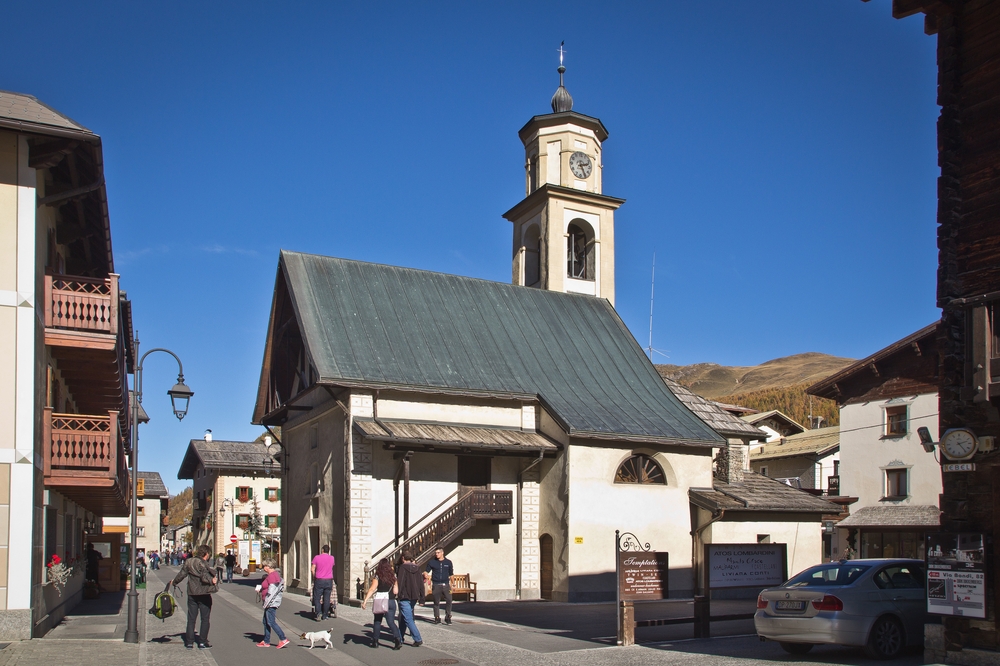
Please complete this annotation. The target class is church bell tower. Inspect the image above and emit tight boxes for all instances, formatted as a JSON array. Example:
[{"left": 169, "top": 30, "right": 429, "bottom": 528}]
[{"left": 503, "top": 49, "right": 625, "bottom": 305}]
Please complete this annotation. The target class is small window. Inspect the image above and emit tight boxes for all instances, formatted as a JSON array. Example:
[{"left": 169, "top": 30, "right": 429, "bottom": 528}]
[
  {"left": 757, "top": 534, "right": 771, "bottom": 544},
  {"left": 137, "top": 506, "right": 145, "bottom": 516},
  {"left": 566, "top": 222, "right": 594, "bottom": 280},
  {"left": 885, "top": 405, "right": 908, "bottom": 437},
  {"left": 265, "top": 515, "right": 280, "bottom": 528},
  {"left": 237, "top": 514, "right": 250, "bottom": 529},
  {"left": 236, "top": 486, "right": 252, "bottom": 503},
  {"left": 885, "top": 468, "right": 908, "bottom": 499},
  {"left": 265, "top": 487, "right": 280, "bottom": 502},
  {"left": 137, "top": 527, "right": 145, "bottom": 537},
  {"left": 760, "top": 466, "right": 768, "bottom": 477},
  {"left": 614, "top": 454, "right": 666, "bottom": 484}
]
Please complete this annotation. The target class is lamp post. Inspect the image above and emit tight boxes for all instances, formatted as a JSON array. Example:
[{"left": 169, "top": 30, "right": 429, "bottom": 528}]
[
  {"left": 220, "top": 498, "right": 236, "bottom": 545},
  {"left": 124, "top": 336, "right": 193, "bottom": 644}
]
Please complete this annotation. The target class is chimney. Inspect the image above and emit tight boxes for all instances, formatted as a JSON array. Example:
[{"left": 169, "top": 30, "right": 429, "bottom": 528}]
[
  {"left": 264, "top": 435, "right": 272, "bottom": 448},
  {"left": 204, "top": 429, "right": 212, "bottom": 442},
  {"left": 714, "top": 442, "right": 745, "bottom": 484}
]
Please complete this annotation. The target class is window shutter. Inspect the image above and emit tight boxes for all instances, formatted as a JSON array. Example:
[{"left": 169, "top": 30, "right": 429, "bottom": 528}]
[
  {"left": 248, "top": 487, "right": 253, "bottom": 499},
  {"left": 277, "top": 516, "right": 281, "bottom": 527},
  {"left": 235, "top": 488, "right": 239, "bottom": 500},
  {"left": 277, "top": 488, "right": 281, "bottom": 501}
]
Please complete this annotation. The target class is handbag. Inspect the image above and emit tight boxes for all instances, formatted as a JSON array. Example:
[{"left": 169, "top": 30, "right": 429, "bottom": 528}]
[{"left": 373, "top": 591, "right": 389, "bottom": 615}]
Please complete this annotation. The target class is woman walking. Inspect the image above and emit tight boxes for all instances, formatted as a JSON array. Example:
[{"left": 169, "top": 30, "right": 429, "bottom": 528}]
[
  {"left": 361, "top": 558, "right": 402, "bottom": 650},
  {"left": 256, "top": 558, "right": 290, "bottom": 649}
]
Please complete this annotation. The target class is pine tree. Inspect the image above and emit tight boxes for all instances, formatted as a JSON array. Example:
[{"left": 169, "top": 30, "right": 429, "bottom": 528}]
[{"left": 248, "top": 497, "right": 264, "bottom": 540}]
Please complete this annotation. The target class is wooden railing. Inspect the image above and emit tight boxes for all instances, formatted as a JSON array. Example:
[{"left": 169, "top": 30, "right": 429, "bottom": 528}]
[
  {"left": 43, "top": 408, "right": 120, "bottom": 476},
  {"left": 44, "top": 273, "right": 119, "bottom": 335},
  {"left": 363, "top": 489, "right": 513, "bottom": 589}
]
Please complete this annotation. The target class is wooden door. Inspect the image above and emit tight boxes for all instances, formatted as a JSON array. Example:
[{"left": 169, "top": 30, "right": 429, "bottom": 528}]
[
  {"left": 88, "top": 533, "right": 122, "bottom": 592},
  {"left": 540, "top": 533, "right": 553, "bottom": 600}
]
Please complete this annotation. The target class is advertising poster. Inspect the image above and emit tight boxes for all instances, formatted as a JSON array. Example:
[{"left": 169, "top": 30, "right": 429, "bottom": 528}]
[
  {"left": 926, "top": 533, "right": 986, "bottom": 618},
  {"left": 251, "top": 540, "right": 262, "bottom": 563},
  {"left": 238, "top": 540, "right": 250, "bottom": 568},
  {"left": 707, "top": 544, "right": 786, "bottom": 589},
  {"left": 618, "top": 551, "right": 669, "bottom": 601}
]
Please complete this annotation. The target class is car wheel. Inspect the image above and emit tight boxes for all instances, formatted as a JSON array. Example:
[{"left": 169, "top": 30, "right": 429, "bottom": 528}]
[
  {"left": 780, "top": 642, "right": 813, "bottom": 655},
  {"left": 864, "top": 616, "right": 904, "bottom": 660}
]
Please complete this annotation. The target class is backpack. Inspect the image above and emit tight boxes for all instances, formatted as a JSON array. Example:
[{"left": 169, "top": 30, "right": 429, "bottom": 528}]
[{"left": 148, "top": 587, "right": 177, "bottom": 621}]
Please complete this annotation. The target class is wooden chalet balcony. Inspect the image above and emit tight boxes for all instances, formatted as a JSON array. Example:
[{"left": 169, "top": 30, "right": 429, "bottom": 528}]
[
  {"left": 44, "top": 273, "right": 120, "bottom": 348},
  {"left": 43, "top": 408, "right": 130, "bottom": 517}
]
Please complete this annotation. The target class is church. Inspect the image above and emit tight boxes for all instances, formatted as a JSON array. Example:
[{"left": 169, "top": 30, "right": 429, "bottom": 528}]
[{"left": 252, "top": 64, "right": 827, "bottom": 602}]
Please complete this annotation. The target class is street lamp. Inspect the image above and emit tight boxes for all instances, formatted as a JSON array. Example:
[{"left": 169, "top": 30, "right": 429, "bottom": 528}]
[{"left": 124, "top": 336, "right": 193, "bottom": 644}]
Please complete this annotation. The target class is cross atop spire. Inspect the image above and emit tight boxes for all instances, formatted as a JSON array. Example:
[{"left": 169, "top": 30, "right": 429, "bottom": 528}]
[
  {"left": 558, "top": 41, "right": 566, "bottom": 68},
  {"left": 551, "top": 41, "right": 573, "bottom": 113}
]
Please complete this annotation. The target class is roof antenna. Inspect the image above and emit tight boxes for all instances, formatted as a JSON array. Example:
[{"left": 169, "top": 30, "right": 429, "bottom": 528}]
[{"left": 646, "top": 252, "right": 670, "bottom": 362}]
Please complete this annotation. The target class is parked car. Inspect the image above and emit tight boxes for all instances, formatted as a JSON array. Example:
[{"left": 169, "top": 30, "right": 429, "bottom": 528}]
[{"left": 754, "top": 558, "right": 927, "bottom": 659}]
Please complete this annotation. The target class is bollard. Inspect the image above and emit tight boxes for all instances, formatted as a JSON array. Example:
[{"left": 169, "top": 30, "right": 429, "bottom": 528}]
[
  {"left": 693, "top": 595, "right": 710, "bottom": 639},
  {"left": 619, "top": 601, "right": 635, "bottom": 646}
]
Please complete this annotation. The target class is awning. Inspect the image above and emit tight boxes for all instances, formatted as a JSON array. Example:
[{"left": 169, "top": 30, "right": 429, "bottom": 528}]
[
  {"left": 353, "top": 418, "right": 560, "bottom": 456},
  {"left": 837, "top": 504, "right": 940, "bottom": 529}
]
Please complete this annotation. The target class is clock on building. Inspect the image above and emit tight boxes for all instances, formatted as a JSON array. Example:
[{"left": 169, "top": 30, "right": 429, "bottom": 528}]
[
  {"left": 569, "top": 151, "right": 592, "bottom": 179},
  {"left": 941, "top": 427, "right": 979, "bottom": 461}
]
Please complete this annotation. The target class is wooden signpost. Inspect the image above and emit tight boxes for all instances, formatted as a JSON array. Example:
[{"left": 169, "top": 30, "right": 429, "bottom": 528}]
[{"left": 615, "top": 531, "right": 667, "bottom": 646}]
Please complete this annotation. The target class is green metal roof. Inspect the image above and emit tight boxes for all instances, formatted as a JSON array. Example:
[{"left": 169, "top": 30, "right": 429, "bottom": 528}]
[{"left": 274, "top": 251, "right": 722, "bottom": 446}]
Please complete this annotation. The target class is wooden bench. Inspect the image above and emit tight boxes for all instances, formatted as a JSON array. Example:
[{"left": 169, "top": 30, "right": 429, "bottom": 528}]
[{"left": 449, "top": 573, "right": 477, "bottom": 602}]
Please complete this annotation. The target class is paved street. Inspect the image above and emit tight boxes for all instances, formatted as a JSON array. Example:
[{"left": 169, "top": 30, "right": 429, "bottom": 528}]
[{"left": 0, "top": 564, "right": 929, "bottom": 666}]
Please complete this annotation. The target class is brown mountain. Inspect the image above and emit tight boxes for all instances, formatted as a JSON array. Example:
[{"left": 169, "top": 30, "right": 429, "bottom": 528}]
[
  {"left": 656, "top": 353, "right": 855, "bottom": 428},
  {"left": 655, "top": 352, "right": 855, "bottom": 399},
  {"left": 166, "top": 486, "right": 193, "bottom": 528}
]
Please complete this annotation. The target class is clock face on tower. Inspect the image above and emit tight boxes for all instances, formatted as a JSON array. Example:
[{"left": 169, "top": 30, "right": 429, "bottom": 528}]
[{"left": 569, "top": 151, "right": 592, "bottom": 179}]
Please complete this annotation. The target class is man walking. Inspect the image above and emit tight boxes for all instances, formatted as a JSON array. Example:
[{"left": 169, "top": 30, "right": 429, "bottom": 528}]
[
  {"left": 311, "top": 544, "right": 336, "bottom": 620},
  {"left": 171, "top": 544, "right": 218, "bottom": 649},
  {"left": 424, "top": 546, "right": 454, "bottom": 624},
  {"left": 396, "top": 551, "right": 424, "bottom": 647},
  {"left": 224, "top": 549, "right": 236, "bottom": 583}
]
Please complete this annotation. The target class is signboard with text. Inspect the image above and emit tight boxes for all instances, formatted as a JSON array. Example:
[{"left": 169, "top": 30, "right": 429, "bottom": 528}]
[
  {"left": 927, "top": 533, "right": 986, "bottom": 618},
  {"left": 618, "top": 551, "right": 669, "bottom": 601},
  {"left": 706, "top": 544, "right": 787, "bottom": 590}
]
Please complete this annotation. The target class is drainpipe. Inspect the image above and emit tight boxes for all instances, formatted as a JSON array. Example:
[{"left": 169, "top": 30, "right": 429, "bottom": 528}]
[
  {"left": 691, "top": 508, "right": 725, "bottom": 596},
  {"left": 516, "top": 448, "right": 546, "bottom": 600}
]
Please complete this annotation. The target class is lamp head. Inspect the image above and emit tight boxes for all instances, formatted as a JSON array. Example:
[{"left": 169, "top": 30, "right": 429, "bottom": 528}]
[
  {"left": 167, "top": 379, "right": 194, "bottom": 421},
  {"left": 917, "top": 426, "right": 936, "bottom": 453}
]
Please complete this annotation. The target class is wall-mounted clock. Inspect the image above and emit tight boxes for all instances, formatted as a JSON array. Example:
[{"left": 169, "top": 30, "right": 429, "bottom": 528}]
[
  {"left": 941, "top": 428, "right": 979, "bottom": 461},
  {"left": 569, "top": 151, "right": 592, "bottom": 179}
]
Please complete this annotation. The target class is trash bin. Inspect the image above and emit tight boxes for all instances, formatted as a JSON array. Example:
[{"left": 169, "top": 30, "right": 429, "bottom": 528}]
[{"left": 248, "top": 558, "right": 257, "bottom": 573}]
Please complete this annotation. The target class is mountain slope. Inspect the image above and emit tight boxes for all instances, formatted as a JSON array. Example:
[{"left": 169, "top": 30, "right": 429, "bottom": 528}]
[{"left": 656, "top": 352, "right": 854, "bottom": 399}]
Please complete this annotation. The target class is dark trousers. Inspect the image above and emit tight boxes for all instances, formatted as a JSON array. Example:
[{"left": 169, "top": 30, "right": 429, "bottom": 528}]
[
  {"left": 373, "top": 599, "right": 401, "bottom": 644},
  {"left": 432, "top": 583, "right": 452, "bottom": 620},
  {"left": 313, "top": 578, "right": 334, "bottom": 617},
  {"left": 186, "top": 593, "right": 213, "bottom": 645}
]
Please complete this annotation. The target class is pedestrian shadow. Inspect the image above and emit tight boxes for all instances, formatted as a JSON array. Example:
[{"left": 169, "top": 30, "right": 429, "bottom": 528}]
[
  {"left": 149, "top": 632, "right": 186, "bottom": 644},
  {"left": 342, "top": 632, "right": 371, "bottom": 645},
  {"left": 294, "top": 610, "right": 316, "bottom": 622},
  {"left": 243, "top": 631, "right": 266, "bottom": 643}
]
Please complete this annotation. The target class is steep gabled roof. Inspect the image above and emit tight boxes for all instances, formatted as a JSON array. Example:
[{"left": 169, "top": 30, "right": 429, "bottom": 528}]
[
  {"left": 0, "top": 90, "right": 96, "bottom": 138},
  {"left": 137, "top": 471, "right": 169, "bottom": 498},
  {"left": 662, "top": 378, "right": 766, "bottom": 440},
  {"left": 740, "top": 410, "right": 807, "bottom": 435},
  {"left": 177, "top": 439, "right": 276, "bottom": 479},
  {"left": 254, "top": 251, "right": 723, "bottom": 447}
]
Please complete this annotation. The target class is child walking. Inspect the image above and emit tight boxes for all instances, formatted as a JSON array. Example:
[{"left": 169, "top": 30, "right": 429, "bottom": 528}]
[{"left": 256, "top": 558, "right": 290, "bottom": 649}]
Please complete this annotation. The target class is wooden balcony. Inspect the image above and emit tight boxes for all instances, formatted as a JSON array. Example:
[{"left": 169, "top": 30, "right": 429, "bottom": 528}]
[
  {"left": 43, "top": 408, "right": 130, "bottom": 517},
  {"left": 43, "top": 273, "right": 130, "bottom": 445},
  {"left": 44, "top": 273, "right": 120, "bottom": 349}
]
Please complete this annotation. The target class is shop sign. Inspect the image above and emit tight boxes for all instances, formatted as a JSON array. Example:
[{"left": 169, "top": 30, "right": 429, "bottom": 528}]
[
  {"left": 618, "top": 551, "right": 669, "bottom": 601},
  {"left": 927, "top": 533, "right": 986, "bottom": 618},
  {"left": 706, "top": 544, "right": 786, "bottom": 589}
]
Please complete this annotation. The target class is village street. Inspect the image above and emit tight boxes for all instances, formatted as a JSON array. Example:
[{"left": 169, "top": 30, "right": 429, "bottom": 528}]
[{"left": 0, "top": 564, "right": 925, "bottom": 666}]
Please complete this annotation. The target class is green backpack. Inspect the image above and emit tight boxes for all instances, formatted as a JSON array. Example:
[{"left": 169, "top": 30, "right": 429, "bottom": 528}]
[{"left": 148, "top": 587, "right": 176, "bottom": 621}]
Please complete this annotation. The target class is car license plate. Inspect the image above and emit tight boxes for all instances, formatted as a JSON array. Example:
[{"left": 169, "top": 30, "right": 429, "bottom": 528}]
[{"left": 775, "top": 600, "right": 805, "bottom": 610}]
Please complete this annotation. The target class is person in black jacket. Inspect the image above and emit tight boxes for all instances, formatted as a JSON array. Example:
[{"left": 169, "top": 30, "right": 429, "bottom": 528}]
[
  {"left": 424, "top": 547, "right": 454, "bottom": 624},
  {"left": 395, "top": 551, "right": 424, "bottom": 647},
  {"left": 172, "top": 544, "right": 218, "bottom": 649}
]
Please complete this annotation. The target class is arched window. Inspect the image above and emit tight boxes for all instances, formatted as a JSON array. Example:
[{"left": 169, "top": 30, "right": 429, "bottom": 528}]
[
  {"left": 615, "top": 454, "right": 666, "bottom": 485},
  {"left": 566, "top": 221, "right": 594, "bottom": 280}
]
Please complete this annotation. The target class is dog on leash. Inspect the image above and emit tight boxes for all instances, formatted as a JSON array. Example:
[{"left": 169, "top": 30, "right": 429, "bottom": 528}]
[{"left": 299, "top": 628, "right": 334, "bottom": 649}]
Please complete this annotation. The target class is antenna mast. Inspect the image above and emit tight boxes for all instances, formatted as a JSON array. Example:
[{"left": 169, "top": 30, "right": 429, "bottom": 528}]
[{"left": 648, "top": 252, "right": 656, "bottom": 360}]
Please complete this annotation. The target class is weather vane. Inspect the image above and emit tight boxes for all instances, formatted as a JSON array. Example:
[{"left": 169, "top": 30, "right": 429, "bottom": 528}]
[{"left": 558, "top": 41, "right": 566, "bottom": 67}]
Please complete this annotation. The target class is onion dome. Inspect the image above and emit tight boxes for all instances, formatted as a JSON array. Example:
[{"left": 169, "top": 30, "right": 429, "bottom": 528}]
[{"left": 551, "top": 64, "right": 573, "bottom": 113}]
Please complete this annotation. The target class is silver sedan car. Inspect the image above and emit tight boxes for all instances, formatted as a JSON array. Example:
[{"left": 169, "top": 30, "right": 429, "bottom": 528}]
[{"left": 754, "top": 558, "right": 927, "bottom": 659}]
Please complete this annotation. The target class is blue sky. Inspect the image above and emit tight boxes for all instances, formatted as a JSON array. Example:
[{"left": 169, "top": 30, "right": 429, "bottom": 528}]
[{"left": 4, "top": 2, "right": 939, "bottom": 493}]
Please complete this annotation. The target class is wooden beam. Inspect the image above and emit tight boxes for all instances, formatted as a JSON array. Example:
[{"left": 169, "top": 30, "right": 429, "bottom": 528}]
[
  {"left": 29, "top": 139, "right": 78, "bottom": 169},
  {"left": 869, "top": 363, "right": 880, "bottom": 377}
]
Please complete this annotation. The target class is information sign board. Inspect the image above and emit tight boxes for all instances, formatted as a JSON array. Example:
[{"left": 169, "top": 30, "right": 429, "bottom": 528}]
[
  {"left": 927, "top": 533, "right": 986, "bottom": 618},
  {"left": 706, "top": 544, "right": 787, "bottom": 589},
  {"left": 618, "top": 551, "right": 669, "bottom": 601}
]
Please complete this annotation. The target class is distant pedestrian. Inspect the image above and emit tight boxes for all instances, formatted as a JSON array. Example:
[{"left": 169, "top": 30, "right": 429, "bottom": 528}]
[
  {"left": 311, "top": 545, "right": 336, "bottom": 620},
  {"left": 256, "top": 558, "right": 290, "bottom": 649},
  {"left": 225, "top": 550, "right": 236, "bottom": 583},
  {"left": 150, "top": 551, "right": 160, "bottom": 570},
  {"left": 85, "top": 542, "right": 103, "bottom": 590},
  {"left": 424, "top": 546, "right": 454, "bottom": 624},
  {"left": 171, "top": 544, "right": 219, "bottom": 649},
  {"left": 395, "top": 551, "right": 423, "bottom": 647},
  {"left": 361, "top": 558, "right": 402, "bottom": 650}
]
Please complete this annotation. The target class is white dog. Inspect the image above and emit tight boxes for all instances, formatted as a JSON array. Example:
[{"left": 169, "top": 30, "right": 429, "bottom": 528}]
[{"left": 299, "top": 629, "right": 334, "bottom": 649}]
